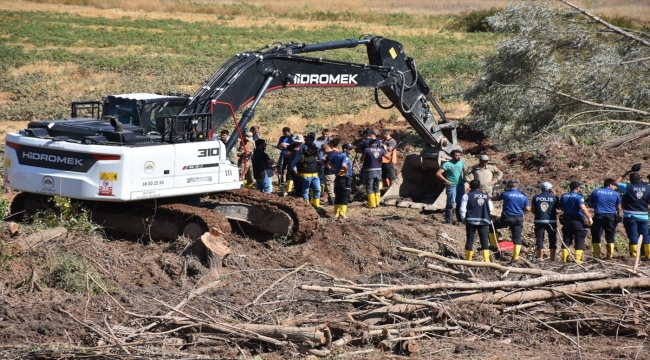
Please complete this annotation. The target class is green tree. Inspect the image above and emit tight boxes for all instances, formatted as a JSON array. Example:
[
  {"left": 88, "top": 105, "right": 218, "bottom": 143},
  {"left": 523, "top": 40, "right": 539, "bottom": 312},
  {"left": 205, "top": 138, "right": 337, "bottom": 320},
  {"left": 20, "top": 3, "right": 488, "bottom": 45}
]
[{"left": 466, "top": 1, "right": 650, "bottom": 150}]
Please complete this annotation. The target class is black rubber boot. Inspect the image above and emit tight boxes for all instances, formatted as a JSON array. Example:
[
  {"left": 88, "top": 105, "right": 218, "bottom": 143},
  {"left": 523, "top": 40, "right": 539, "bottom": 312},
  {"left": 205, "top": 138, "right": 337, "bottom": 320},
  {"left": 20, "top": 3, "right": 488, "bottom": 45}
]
[{"left": 328, "top": 197, "right": 335, "bottom": 205}]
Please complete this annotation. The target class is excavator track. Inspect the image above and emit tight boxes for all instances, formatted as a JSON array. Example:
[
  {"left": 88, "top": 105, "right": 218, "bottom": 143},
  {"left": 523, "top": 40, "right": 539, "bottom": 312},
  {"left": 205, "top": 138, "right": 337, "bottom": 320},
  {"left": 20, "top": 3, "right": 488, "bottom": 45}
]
[{"left": 210, "top": 188, "right": 320, "bottom": 243}]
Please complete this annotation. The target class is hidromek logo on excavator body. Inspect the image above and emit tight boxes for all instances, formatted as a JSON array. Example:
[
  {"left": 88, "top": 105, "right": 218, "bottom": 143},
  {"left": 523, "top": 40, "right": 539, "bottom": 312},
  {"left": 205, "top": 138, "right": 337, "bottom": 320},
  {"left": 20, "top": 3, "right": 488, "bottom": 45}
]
[
  {"left": 293, "top": 74, "right": 358, "bottom": 85},
  {"left": 22, "top": 152, "right": 83, "bottom": 166}
]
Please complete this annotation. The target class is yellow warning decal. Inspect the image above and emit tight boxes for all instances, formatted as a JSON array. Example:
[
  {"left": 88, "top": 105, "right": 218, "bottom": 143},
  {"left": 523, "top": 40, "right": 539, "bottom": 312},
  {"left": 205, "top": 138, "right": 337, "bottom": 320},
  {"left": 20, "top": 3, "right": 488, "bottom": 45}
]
[
  {"left": 389, "top": 47, "right": 397, "bottom": 59},
  {"left": 5, "top": 159, "right": 11, "bottom": 167},
  {"left": 100, "top": 172, "right": 118, "bottom": 181}
]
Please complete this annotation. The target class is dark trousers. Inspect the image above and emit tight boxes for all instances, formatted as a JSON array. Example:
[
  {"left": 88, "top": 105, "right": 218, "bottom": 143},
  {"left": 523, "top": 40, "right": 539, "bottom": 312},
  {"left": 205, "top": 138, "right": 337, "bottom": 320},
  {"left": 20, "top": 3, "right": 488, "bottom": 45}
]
[
  {"left": 466, "top": 223, "right": 489, "bottom": 251},
  {"left": 534, "top": 223, "right": 558, "bottom": 249},
  {"left": 591, "top": 213, "right": 616, "bottom": 244},
  {"left": 562, "top": 217, "right": 587, "bottom": 250},
  {"left": 291, "top": 172, "right": 303, "bottom": 196},
  {"left": 493, "top": 214, "right": 524, "bottom": 245},
  {"left": 277, "top": 156, "right": 290, "bottom": 186},
  {"left": 334, "top": 176, "right": 352, "bottom": 205}
]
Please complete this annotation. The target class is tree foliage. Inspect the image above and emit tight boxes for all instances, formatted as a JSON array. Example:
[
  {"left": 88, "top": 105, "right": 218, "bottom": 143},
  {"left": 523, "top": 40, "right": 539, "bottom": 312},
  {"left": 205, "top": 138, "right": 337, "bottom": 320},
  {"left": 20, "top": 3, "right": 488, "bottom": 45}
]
[{"left": 465, "top": 1, "right": 650, "bottom": 150}]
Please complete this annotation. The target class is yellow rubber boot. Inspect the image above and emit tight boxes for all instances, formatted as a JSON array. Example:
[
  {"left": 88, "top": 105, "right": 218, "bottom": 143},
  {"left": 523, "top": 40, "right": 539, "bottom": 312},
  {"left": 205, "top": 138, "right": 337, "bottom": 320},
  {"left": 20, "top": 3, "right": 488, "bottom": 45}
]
[
  {"left": 488, "top": 232, "right": 499, "bottom": 248},
  {"left": 379, "top": 182, "right": 383, "bottom": 190},
  {"left": 561, "top": 248, "right": 570, "bottom": 262},
  {"left": 375, "top": 193, "right": 381, "bottom": 207},
  {"left": 465, "top": 250, "right": 474, "bottom": 261},
  {"left": 304, "top": 199, "right": 310, "bottom": 204},
  {"left": 606, "top": 243, "right": 615, "bottom": 259},
  {"left": 286, "top": 180, "right": 294, "bottom": 192},
  {"left": 513, "top": 245, "right": 522, "bottom": 260},
  {"left": 482, "top": 250, "right": 491, "bottom": 263},
  {"left": 312, "top": 198, "right": 321, "bottom": 208},
  {"left": 367, "top": 194, "right": 376, "bottom": 208},
  {"left": 592, "top": 243, "right": 601, "bottom": 257},
  {"left": 630, "top": 244, "right": 638, "bottom": 258},
  {"left": 320, "top": 184, "right": 325, "bottom": 194},
  {"left": 339, "top": 205, "right": 348, "bottom": 219},
  {"left": 334, "top": 204, "right": 340, "bottom": 217},
  {"left": 575, "top": 250, "right": 584, "bottom": 264},
  {"left": 644, "top": 244, "right": 650, "bottom": 260}
]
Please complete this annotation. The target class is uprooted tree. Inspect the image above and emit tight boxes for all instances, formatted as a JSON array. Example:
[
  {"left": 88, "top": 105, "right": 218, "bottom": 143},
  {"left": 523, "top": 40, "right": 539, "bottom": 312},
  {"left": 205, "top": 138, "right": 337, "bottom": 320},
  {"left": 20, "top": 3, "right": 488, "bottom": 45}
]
[{"left": 465, "top": 0, "right": 650, "bottom": 150}]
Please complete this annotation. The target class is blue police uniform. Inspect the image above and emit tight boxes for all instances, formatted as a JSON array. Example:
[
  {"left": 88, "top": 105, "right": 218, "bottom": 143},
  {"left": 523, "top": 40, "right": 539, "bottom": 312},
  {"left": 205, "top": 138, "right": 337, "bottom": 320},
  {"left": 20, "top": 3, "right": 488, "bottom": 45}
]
[
  {"left": 559, "top": 191, "right": 587, "bottom": 250},
  {"left": 618, "top": 182, "right": 650, "bottom": 248},
  {"left": 493, "top": 189, "right": 529, "bottom": 246},
  {"left": 589, "top": 187, "right": 621, "bottom": 245},
  {"left": 532, "top": 191, "right": 558, "bottom": 250}
]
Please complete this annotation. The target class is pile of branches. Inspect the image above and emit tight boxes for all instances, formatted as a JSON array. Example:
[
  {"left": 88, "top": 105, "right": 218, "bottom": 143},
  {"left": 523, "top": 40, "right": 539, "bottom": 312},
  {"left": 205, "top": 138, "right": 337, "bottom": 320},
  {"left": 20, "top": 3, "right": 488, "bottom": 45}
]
[{"left": 41, "top": 238, "right": 650, "bottom": 358}]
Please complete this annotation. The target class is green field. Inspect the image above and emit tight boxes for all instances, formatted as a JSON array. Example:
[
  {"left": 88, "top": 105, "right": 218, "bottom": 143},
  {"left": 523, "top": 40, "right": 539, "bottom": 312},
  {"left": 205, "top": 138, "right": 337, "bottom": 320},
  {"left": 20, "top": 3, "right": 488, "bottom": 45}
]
[{"left": 0, "top": 7, "right": 500, "bottom": 133}]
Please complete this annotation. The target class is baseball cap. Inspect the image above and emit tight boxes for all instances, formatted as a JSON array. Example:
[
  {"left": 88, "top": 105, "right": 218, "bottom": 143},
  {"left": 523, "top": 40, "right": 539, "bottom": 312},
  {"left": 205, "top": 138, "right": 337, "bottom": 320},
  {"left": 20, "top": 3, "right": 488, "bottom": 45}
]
[
  {"left": 292, "top": 134, "right": 304, "bottom": 143},
  {"left": 506, "top": 180, "right": 518, "bottom": 187},
  {"left": 342, "top": 143, "right": 354, "bottom": 150},
  {"left": 479, "top": 155, "right": 489, "bottom": 161},
  {"left": 540, "top": 182, "right": 553, "bottom": 191},
  {"left": 569, "top": 181, "right": 582, "bottom": 190}
]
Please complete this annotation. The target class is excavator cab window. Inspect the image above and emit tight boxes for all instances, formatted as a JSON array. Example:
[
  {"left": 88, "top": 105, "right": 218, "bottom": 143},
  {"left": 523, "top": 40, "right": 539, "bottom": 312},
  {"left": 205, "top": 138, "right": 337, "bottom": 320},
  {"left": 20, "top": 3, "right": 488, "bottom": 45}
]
[
  {"left": 104, "top": 104, "right": 138, "bottom": 126},
  {"left": 147, "top": 102, "right": 184, "bottom": 134}
]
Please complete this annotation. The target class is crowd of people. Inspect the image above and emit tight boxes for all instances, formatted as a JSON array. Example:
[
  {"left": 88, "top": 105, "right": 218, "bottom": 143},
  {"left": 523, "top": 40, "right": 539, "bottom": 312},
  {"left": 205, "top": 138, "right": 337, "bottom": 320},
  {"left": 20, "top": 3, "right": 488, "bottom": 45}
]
[
  {"left": 220, "top": 127, "right": 650, "bottom": 264},
  {"left": 438, "top": 151, "right": 650, "bottom": 263},
  {"left": 218, "top": 126, "right": 397, "bottom": 219}
]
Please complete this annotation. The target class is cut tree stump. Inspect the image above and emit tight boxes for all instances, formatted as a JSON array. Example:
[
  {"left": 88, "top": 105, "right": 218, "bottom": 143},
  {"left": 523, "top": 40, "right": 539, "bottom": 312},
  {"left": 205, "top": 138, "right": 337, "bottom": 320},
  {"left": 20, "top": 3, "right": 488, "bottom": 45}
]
[
  {"left": 2, "top": 222, "right": 19, "bottom": 236},
  {"left": 185, "top": 232, "right": 231, "bottom": 270}
]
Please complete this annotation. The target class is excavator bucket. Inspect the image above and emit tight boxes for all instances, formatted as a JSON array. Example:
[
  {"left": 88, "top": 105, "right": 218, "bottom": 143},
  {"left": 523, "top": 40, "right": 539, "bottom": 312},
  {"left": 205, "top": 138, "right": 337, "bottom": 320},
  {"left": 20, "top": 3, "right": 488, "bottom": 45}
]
[{"left": 381, "top": 149, "right": 449, "bottom": 210}]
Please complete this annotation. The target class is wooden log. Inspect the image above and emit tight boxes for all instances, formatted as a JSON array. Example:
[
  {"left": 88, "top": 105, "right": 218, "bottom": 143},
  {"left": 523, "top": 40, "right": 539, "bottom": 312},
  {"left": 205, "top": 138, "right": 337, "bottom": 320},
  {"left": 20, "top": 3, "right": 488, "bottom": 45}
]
[
  {"left": 7, "top": 227, "right": 67, "bottom": 254},
  {"left": 234, "top": 323, "right": 331, "bottom": 347},
  {"left": 569, "top": 135, "right": 579, "bottom": 146},
  {"left": 398, "top": 246, "right": 557, "bottom": 275},
  {"left": 401, "top": 340, "right": 418, "bottom": 354},
  {"left": 452, "top": 277, "right": 650, "bottom": 304},
  {"left": 2, "top": 222, "right": 19, "bottom": 236}
]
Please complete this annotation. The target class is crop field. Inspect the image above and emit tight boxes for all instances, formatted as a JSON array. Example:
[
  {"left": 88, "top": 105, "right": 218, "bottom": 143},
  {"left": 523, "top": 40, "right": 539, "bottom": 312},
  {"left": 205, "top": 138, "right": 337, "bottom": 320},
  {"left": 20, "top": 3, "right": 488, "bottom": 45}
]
[{"left": 1, "top": 0, "right": 647, "bottom": 140}]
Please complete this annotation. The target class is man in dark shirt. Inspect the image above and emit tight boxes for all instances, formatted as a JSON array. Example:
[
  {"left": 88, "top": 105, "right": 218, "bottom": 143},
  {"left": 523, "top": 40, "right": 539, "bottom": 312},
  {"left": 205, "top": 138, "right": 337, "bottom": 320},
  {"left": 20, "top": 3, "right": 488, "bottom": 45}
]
[
  {"left": 531, "top": 182, "right": 559, "bottom": 260},
  {"left": 276, "top": 127, "right": 293, "bottom": 195},
  {"left": 588, "top": 178, "right": 622, "bottom": 259},
  {"left": 360, "top": 139, "right": 386, "bottom": 208},
  {"left": 491, "top": 180, "right": 530, "bottom": 260},
  {"left": 559, "top": 181, "right": 593, "bottom": 264},
  {"left": 252, "top": 139, "right": 275, "bottom": 193}
]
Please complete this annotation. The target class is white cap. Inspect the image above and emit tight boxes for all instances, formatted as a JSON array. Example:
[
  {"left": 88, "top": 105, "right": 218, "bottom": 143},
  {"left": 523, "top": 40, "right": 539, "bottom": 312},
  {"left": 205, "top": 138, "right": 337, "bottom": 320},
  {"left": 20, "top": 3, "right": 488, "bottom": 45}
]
[{"left": 540, "top": 182, "right": 553, "bottom": 191}]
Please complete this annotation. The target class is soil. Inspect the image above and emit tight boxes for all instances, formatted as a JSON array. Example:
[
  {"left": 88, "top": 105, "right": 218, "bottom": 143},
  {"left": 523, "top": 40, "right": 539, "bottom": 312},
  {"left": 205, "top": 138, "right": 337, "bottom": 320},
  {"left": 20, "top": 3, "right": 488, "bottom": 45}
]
[{"left": 2, "top": 118, "right": 650, "bottom": 359}]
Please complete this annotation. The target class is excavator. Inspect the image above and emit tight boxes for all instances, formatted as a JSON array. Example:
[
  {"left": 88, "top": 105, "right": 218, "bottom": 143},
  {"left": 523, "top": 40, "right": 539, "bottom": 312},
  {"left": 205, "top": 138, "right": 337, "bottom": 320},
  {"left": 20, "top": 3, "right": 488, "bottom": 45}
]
[{"left": 3, "top": 35, "right": 460, "bottom": 243}]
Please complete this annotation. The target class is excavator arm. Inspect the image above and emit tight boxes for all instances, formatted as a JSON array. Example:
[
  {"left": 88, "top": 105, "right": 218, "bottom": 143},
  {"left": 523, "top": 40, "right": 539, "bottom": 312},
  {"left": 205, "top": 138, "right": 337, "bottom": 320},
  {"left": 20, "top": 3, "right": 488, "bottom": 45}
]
[{"left": 181, "top": 35, "right": 459, "bottom": 156}]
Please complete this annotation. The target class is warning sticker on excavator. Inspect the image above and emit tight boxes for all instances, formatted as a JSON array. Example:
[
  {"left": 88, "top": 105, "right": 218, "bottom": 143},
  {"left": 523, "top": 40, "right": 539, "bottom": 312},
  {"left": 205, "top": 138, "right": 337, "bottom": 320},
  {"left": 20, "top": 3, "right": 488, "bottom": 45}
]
[
  {"left": 99, "top": 180, "right": 113, "bottom": 196},
  {"left": 100, "top": 172, "right": 118, "bottom": 181},
  {"left": 389, "top": 47, "right": 397, "bottom": 59}
]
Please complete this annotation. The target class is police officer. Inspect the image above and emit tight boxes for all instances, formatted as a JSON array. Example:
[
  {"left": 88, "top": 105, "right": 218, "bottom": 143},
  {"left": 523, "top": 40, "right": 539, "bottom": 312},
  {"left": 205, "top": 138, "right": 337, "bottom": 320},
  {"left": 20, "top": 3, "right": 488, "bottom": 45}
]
[
  {"left": 491, "top": 180, "right": 530, "bottom": 260},
  {"left": 360, "top": 138, "right": 386, "bottom": 208},
  {"left": 615, "top": 170, "right": 650, "bottom": 259},
  {"left": 531, "top": 182, "right": 559, "bottom": 260},
  {"left": 460, "top": 180, "right": 494, "bottom": 262},
  {"left": 330, "top": 143, "right": 354, "bottom": 219},
  {"left": 291, "top": 139, "right": 322, "bottom": 208},
  {"left": 588, "top": 178, "right": 622, "bottom": 259},
  {"left": 559, "top": 181, "right": 592, "bottom": 264},
  {"left": 466, "top": 154, "right": 503, "bottom": 196}
]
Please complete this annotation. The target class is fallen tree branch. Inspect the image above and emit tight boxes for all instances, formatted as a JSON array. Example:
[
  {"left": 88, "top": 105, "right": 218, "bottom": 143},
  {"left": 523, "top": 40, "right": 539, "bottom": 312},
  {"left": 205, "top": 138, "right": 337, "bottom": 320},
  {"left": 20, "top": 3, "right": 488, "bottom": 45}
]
[
  {"left": 244, "top": 263, "right": 308, "bottom": 308},
  {"left": 451, "top": 277, "right": 650, "bottom": 304},
  {"left": 398, "top": 247, "right": 558, "bottom": 275}
]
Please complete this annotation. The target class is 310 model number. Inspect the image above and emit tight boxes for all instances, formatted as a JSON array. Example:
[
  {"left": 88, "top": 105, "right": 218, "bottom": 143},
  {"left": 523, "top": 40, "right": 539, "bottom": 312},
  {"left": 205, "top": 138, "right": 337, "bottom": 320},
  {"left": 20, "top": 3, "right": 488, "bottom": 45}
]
[{"left": 142, "top": 180, "right": 164, "bottom": 186}]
